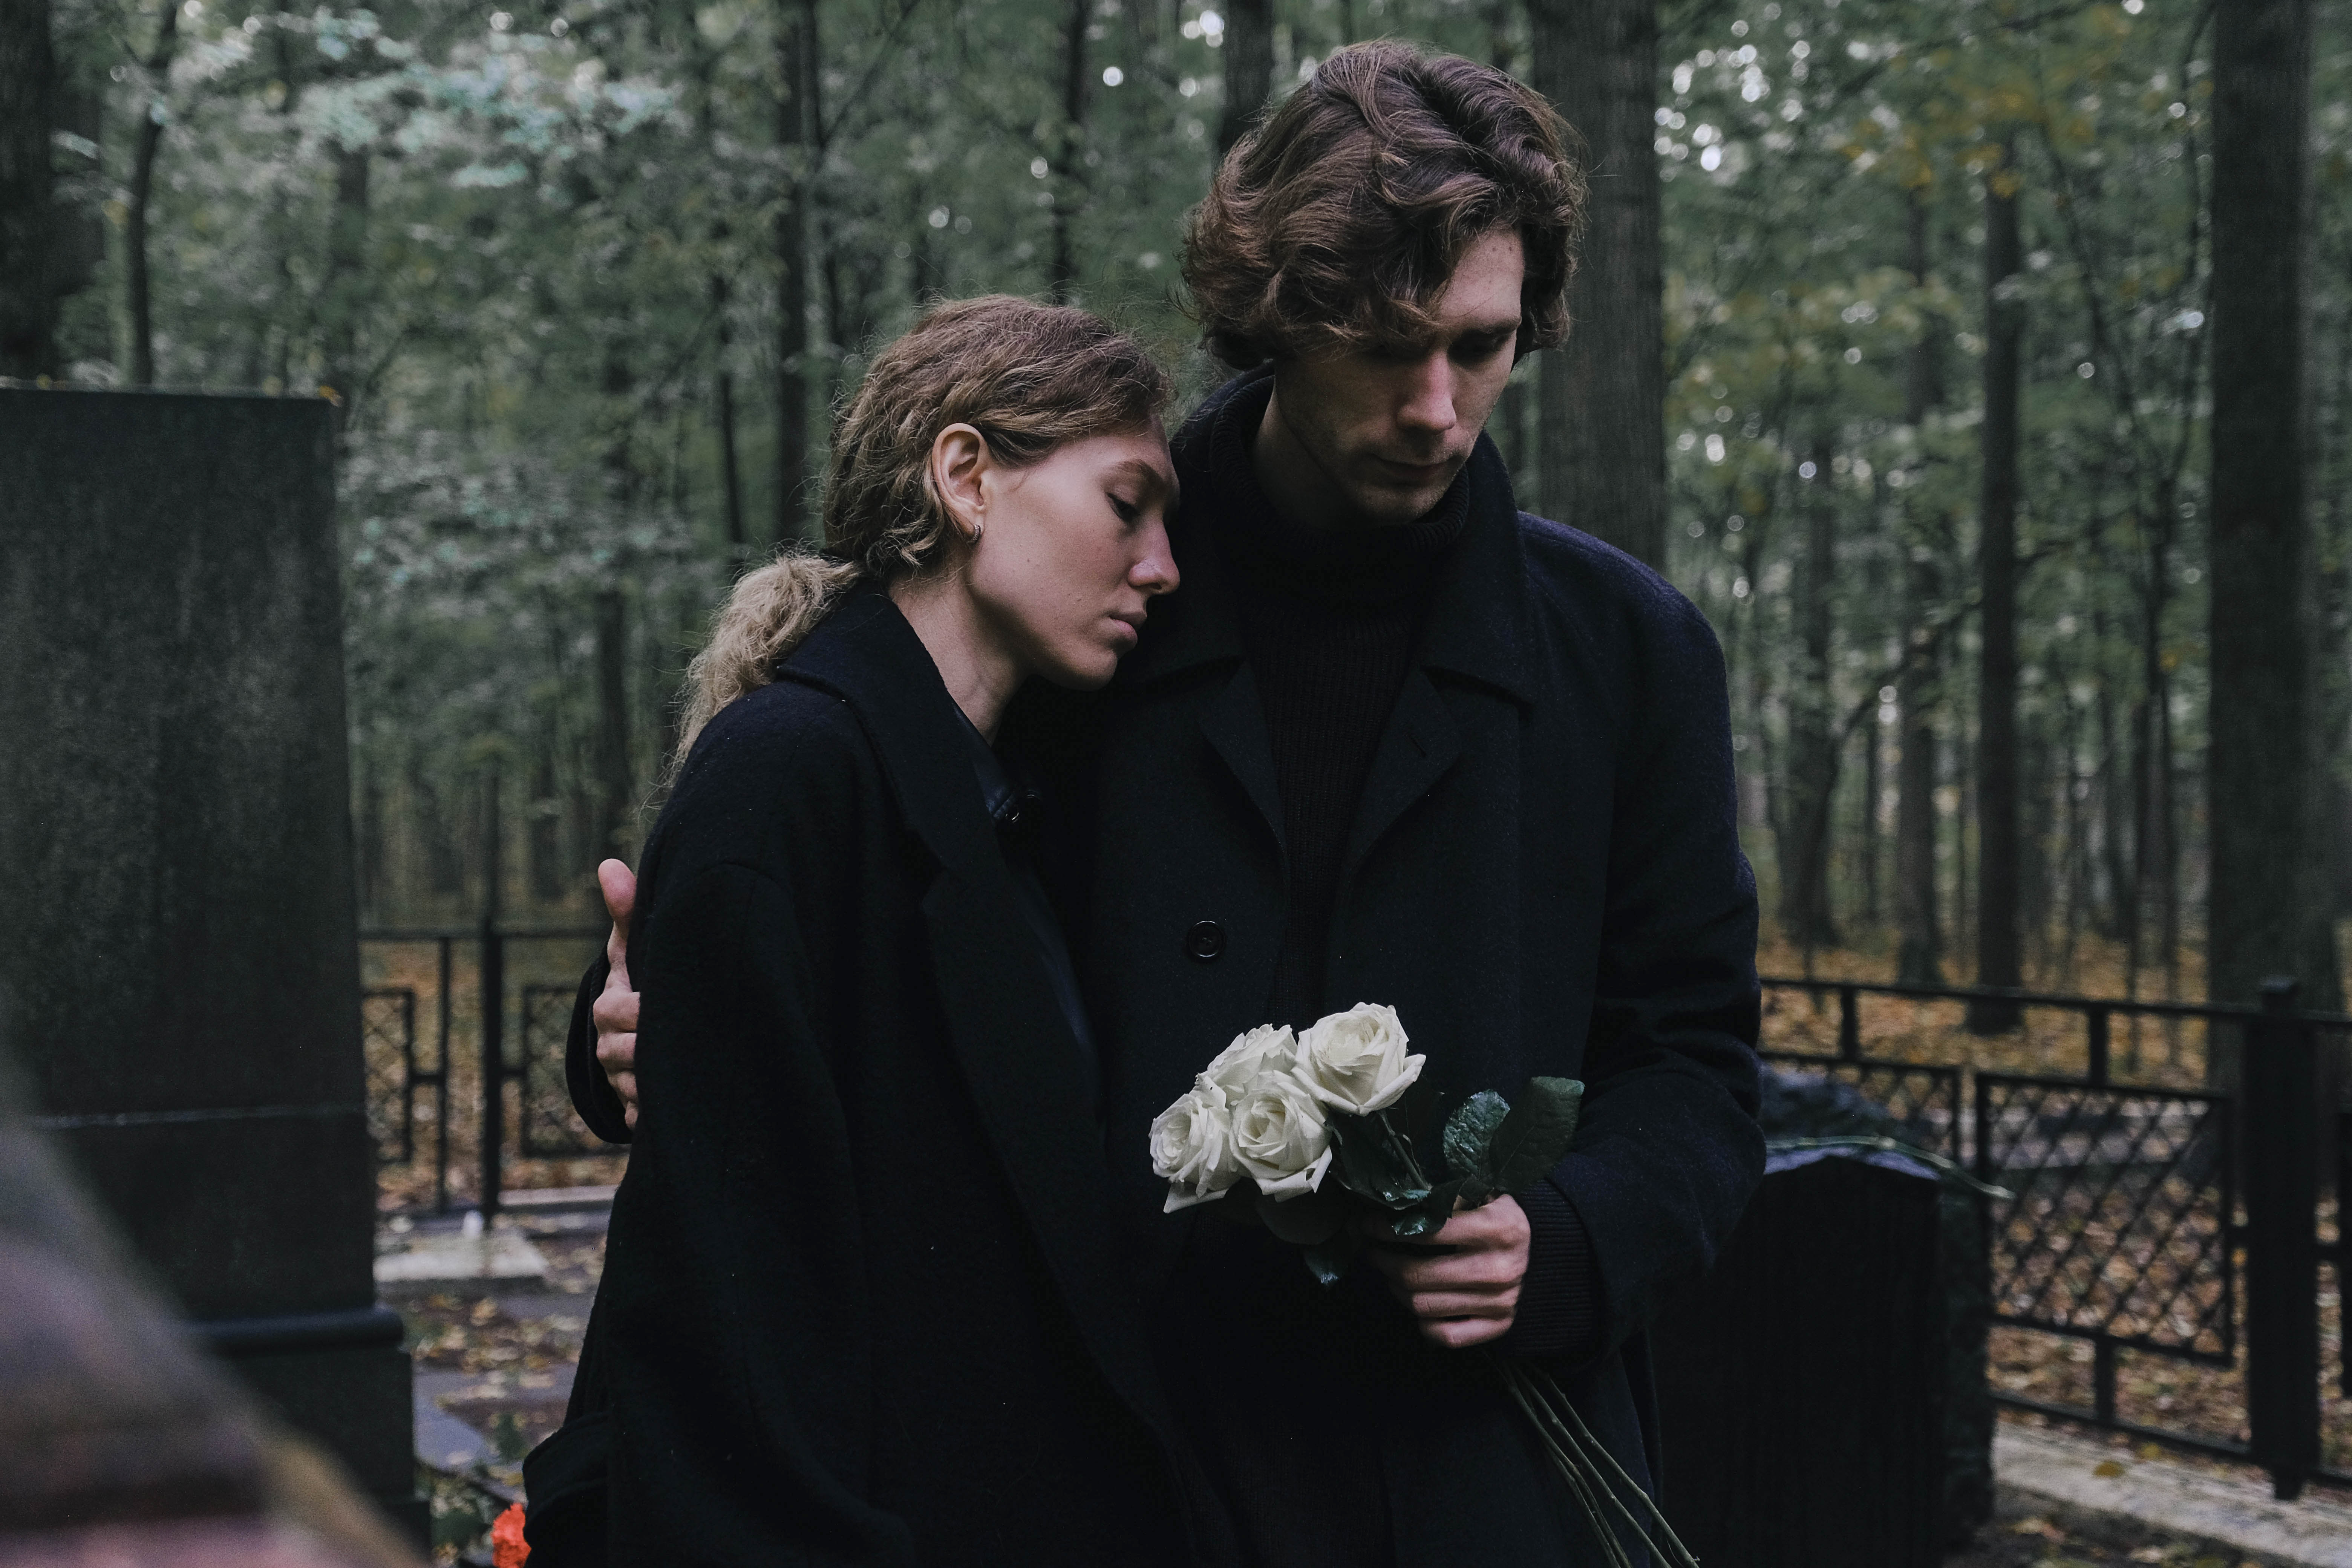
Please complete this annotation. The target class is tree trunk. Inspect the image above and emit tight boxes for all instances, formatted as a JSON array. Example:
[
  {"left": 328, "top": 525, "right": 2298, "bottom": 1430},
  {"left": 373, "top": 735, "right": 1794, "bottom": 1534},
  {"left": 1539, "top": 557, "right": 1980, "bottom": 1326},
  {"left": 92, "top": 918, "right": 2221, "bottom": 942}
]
[
  {"left": 1528, "top": 0, "right": 1668, "bottom": 568},
  {"left": 1779, "top": 436, "right": 1839, "bottom": 954},
  {"left": 712, "top": 270, "right": 747, "bottom": 557},
  {"left": 593, "top": 590, "right": 634, "bottom": 862},
  {"left": 2127, "top": 503, "right": 2172, "bottom": 996},
  {"left": 1894, "top": 188, "right": 1943, "bottom": 984},
  {"left": 773, "top": 0, "right": 811, "bottom": 542},
  {"left": 319, "top": 147, "right": 368, "bottom": 418},
  {"left": 528, "top": 733, "right": 564, "bottom": 904},
  {"left": 2091, "top": 628, "right": 2134, "bottom": 944},
  {"left": 356, "top": 759, "right": 385, "bottom": 921},
  {"left": 2208, "top": 0, "right": 2328, "bottom": 1082},
  {"left": 126, "top": 2, "right": 180, "bottom": 387},
  {"left": 1217, "top": 0, "right": 1273, "bottom": 158},
  {"left": 1860, "top": 672, "right": 1882, "bottom": 925},
  {"left": 1969, "top": 137, "right": 2025, "bottom": 1032},
  {"left": 0, "top": 0, "right": 57, "bottom": 377},
  {"left": 602, "top": 346, "right": 637, "bottom": 503},
  {"left": 1049, "top": 0, "right": 1090, "bottom": 302},
  {"left": 1896, "top": 554, "right": 1943, "bottom": 984}
]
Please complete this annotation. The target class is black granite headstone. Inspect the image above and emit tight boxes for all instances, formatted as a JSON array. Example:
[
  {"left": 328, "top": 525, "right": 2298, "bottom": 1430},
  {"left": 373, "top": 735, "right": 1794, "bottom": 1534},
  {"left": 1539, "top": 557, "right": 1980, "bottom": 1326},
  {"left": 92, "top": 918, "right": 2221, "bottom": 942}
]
[
  {"left": 1651, "top": 1151, "right": 1951, "bottom": 1568},
  {"left": 0, "top": 389, "right": 419, "bottom": 1534}
]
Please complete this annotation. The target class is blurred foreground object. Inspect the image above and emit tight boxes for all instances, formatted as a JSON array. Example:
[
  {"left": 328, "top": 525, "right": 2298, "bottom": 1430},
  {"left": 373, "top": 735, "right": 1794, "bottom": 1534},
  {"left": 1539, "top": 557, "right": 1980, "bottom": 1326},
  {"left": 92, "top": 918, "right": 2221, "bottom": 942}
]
[
  {"left": 0, "top": 389, "right": 422, "bottom": 1535},
  {"left": 0, "top": 1049, "right": 421, "bottom": 1566}
]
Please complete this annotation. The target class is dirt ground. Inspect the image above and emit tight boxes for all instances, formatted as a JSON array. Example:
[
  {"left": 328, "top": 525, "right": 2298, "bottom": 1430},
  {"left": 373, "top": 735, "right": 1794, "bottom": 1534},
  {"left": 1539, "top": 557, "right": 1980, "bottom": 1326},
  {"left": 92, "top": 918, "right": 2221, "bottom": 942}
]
[{"left": 1948, "top": 1484, "right": 2277, "bottom": 1568}]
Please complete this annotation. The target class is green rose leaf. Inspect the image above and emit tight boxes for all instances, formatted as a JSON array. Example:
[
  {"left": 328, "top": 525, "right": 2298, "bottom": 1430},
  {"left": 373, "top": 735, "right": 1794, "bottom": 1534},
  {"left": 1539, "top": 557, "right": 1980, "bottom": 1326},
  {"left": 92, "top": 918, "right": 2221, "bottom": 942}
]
[
  {"left": 1488, "top": 1077, "right": 1585, "bottom": 1196},
  {"left": 1328, "top": 1108, "right": 1433, "bottom": 1210},
  {"left": 1442, "top": 1089, "right": 1511, "bottom": 1199},
  {"left": 1380, "top": 1175, "right": 1465, "bottom": 1240}
]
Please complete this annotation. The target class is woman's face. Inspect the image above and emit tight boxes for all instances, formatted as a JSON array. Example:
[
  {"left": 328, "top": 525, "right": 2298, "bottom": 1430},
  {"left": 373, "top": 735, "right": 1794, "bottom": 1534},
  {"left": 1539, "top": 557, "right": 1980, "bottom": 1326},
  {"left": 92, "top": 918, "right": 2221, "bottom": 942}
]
[{"left": 962, "top": 426, "right": 1181, "bottom": 689}]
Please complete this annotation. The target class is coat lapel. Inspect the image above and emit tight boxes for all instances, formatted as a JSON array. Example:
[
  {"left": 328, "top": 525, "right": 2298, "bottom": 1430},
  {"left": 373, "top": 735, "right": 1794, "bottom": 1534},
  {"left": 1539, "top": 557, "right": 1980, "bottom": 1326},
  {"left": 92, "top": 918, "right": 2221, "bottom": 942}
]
[
  {"left": 1337, "top": 437, "right": 1532, "bottom": 890},
  {"left": 781, "top": 591, "right": 1183, "bottom": 1445},
  {"left": 1337, "top": 666, "right": 1461, "bottom": 888},
  {"left": 1197, "top": 665, "right": 1285, "bottom": 856},
  {"left": 917, "top": 870, "right": 1178, "bottom": 1430}
]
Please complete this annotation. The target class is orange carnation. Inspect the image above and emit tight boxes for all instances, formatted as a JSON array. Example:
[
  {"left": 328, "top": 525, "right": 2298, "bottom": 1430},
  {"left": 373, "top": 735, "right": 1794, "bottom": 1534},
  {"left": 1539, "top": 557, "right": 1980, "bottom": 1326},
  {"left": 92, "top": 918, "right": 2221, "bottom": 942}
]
[{"left": 491, "top": 1501, "right": 530, "bottom": 1567}]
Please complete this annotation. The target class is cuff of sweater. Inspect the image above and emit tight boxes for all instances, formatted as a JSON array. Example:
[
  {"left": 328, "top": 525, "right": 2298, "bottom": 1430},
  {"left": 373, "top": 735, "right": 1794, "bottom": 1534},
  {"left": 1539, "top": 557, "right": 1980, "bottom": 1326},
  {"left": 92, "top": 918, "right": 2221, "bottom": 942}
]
[{"left": 1499, "top": 1178, "right": 1601, "bottom": 1361}]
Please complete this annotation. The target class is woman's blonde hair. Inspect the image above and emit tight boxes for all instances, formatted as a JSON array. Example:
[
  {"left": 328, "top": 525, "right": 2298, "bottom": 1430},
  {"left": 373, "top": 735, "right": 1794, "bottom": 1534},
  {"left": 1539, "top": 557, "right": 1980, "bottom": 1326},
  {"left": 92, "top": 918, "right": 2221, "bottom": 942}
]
[{"left": 672, "top": 296, "right": 1171, "bottom": 766}]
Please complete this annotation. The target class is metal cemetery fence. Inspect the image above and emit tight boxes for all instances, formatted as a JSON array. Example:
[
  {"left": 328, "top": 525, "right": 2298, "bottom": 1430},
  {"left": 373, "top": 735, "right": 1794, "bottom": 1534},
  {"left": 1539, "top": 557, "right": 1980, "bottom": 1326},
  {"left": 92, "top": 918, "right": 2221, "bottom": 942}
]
[
  {"left": 1763, "top": 974, "right": 2350, "bottom": 1499},
  {"left": 351, "top": 929, "right": 2345, "bottom": 1494},
  {"left": 359, "top": 924, "right": 616, "bottom": 1217}
]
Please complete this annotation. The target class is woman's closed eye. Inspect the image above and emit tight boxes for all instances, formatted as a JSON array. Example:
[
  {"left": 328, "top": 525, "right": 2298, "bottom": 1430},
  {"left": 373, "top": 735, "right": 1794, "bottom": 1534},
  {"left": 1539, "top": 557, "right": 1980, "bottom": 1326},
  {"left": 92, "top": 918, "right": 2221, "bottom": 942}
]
[{"left": 1109, "top": 493, "right": 1143, "bottom": 525}]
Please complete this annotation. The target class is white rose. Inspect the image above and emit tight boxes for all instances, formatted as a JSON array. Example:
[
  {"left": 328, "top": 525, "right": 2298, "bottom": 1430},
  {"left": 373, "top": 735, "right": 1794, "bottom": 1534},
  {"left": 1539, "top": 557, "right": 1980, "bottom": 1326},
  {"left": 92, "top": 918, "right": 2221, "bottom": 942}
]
[
  {"left": 1292, "top": 1003, "right": 1424, "bottom": 1115},
  {"left": 1151, "top": 1085, "right": 1240, "bottom": 1211},
  {"left": 1231, "top": 1070, "right": 1334, "bottom": 1201},
  {"left": 1199, "top": 1023, "right": 1296, "bottom": 1101}
]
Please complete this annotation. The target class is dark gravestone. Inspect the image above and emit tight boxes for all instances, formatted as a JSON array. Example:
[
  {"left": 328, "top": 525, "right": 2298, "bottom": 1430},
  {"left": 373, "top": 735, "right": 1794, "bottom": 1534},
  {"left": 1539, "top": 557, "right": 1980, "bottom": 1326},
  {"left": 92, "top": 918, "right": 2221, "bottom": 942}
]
[
  {"left": 0, "top": 389, "right": 418, "bottom": 1534},
  {"left": 1652, "top": 1151, "right": 1950, "bottom": 1568}
]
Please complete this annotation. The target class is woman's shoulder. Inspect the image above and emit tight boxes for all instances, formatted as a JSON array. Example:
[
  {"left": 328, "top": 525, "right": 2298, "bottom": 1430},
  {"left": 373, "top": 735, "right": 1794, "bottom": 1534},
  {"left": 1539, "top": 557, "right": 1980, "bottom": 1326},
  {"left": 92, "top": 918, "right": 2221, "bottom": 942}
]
[{"left": 659, "top": 678, "right": 888, "bottom": 853}]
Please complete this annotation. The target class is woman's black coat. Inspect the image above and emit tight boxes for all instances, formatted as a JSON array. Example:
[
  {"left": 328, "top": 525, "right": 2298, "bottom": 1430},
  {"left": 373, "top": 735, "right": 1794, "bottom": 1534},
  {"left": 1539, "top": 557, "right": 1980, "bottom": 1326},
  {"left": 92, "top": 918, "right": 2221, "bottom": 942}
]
[{"left": 542, "top": 589, "right": 1232, "bottom": 1566}]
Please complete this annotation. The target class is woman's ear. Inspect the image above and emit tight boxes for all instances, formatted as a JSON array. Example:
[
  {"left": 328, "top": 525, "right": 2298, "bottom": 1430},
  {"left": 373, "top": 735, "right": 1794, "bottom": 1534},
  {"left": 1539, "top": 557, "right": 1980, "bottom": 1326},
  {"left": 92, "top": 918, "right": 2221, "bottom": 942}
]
[{"left": 929, "top": 424, "right": 992, "bottom": 544}]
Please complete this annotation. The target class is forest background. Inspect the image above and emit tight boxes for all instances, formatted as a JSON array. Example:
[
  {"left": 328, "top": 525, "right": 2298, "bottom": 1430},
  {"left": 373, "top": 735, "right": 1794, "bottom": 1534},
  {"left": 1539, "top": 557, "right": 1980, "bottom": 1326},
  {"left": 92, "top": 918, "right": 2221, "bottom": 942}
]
[{"left": 3, "top": 0, "right": 2349, "bottom": 1044}]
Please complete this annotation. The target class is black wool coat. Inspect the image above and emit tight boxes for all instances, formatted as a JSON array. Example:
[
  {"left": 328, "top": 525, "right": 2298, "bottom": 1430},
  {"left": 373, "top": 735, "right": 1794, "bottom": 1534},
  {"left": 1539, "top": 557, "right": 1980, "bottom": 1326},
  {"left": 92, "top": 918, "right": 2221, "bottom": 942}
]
[
  {"left": 548, "top": 588, "right": 1233, "bottom": 1567},
  {"left": 1004, "top": 372, "right": 1767, "bottom": 1566}
]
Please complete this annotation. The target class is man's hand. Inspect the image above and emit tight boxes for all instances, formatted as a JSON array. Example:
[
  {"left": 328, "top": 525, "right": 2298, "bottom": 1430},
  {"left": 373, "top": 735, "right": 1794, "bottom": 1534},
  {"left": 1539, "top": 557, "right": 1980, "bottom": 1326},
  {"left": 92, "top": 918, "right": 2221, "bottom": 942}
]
[
  {"left": 1361, "top": 1194, "right": 1531, "bottom": 1349},
  {"left": 593, "top": 859, "right": 642, "bottom": 1130}
]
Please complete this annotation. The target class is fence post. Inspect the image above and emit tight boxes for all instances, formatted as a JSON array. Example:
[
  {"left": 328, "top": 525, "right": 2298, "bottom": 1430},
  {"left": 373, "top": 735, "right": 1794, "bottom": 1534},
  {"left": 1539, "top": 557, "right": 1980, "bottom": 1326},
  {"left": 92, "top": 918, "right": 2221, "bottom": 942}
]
[
  {"left": 2244, "top": 976, "right": 2318, "bottom": 1501},
  {"left": 478, "top": 767, "right": 505, "bottom": 1224}
]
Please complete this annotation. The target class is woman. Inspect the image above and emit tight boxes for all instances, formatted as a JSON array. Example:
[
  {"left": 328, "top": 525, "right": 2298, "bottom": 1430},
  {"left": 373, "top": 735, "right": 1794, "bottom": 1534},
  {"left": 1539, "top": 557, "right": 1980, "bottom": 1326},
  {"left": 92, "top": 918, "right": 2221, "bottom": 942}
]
[{"left": 524, "top": 297, "right": 1232, "bottom": 1566}]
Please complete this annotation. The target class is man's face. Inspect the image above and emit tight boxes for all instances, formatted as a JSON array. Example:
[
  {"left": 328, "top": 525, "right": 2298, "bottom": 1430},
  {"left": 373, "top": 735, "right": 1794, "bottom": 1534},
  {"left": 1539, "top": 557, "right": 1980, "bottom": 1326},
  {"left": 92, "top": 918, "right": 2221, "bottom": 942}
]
[{"left": 1262, "top": 227, "right": 1525, "bottom": 528}]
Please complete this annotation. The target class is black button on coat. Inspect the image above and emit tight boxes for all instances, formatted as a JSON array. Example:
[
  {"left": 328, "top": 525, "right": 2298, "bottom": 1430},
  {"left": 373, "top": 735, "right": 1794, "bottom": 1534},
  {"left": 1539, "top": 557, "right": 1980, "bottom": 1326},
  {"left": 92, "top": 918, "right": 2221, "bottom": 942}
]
[{"left": 543, "top": 590, "right": 1233, "bottom": 1567}]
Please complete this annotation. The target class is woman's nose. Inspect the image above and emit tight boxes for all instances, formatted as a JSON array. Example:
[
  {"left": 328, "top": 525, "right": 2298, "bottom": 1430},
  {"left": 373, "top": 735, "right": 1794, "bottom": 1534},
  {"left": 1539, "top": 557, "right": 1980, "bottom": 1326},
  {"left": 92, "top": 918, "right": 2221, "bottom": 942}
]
[{"left": 1132, "top": 525, "right": 1180, "bottom": 595}]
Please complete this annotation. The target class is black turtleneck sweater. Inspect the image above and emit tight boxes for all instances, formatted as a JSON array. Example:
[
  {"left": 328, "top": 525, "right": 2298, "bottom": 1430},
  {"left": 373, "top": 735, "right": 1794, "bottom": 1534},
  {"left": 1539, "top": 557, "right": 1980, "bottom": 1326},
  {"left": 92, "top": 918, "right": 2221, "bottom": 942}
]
[
  {"left": 1171, "top": 371, "right": 1599, "bottom": 1568},
  {"left": 1209, "top": 387, "right": 1471, "bottom": 1032}
]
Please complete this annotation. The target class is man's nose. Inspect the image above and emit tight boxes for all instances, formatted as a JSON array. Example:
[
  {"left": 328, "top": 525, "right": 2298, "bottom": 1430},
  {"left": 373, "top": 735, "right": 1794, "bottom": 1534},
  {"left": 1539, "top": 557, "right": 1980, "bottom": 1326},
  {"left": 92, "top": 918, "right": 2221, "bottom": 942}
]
[{"left": 1397, "top": 353, "right": 1458, "bottom": 435}]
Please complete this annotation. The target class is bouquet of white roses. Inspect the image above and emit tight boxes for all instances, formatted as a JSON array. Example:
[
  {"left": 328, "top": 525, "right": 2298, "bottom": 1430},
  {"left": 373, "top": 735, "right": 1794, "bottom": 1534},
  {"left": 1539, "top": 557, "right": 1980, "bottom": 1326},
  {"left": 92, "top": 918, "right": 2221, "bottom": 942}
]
[
  {"left": 1147, "top": 1002, "right": 1698, "bottom": 1568},
  {"left": 1148, "top": 1001, "right": 1584, "bottom": 1281}
]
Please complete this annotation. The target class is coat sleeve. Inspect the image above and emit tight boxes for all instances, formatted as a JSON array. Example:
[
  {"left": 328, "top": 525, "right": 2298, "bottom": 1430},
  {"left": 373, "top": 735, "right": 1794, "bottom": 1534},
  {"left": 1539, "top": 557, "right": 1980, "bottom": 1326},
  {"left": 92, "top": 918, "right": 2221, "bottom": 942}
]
[
  {"left": 1538, "top": 586, "right": 1765, "bottom": 1364},
  {"left": 599, "top": 725, "right": 918, "bottom": 1566},
  {"left": 564, "top": 956, "right": 632, "bottom": 1146}
]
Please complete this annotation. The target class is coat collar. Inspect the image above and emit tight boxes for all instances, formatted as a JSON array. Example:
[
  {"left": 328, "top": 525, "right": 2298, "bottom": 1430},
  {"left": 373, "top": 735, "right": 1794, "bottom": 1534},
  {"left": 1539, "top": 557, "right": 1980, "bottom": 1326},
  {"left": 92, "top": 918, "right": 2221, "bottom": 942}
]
[
  {"left": 1116, "top": 371, "right": 1537, "bottom": 706},
  {"left": 779, "top": 584, "right": 1000, "bottom": 877}
]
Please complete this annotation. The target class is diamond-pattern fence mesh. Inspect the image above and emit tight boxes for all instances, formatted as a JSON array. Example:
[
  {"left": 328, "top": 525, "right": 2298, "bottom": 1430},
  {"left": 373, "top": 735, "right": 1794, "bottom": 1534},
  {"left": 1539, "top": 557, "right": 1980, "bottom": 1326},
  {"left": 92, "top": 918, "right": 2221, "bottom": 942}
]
[
  {"left": 1975, "top": 1073, "right": 2234, "bottom": 1363},
  {"left": 1759, "top": 1053, "right": 1962, "bottom": 1159},
  {"left": 361, "top": 987, "right": 418, "bottom": 1166},
  {"left": 521, "top": 981, "right": 602, "bottom": 1158}
]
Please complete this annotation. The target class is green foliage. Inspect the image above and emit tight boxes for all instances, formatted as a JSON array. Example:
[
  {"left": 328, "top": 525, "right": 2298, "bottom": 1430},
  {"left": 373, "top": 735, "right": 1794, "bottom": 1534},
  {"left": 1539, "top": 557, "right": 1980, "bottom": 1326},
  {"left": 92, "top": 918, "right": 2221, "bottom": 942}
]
[{"left": 47, "top": 0, "right": 2352, "bottom": 955}]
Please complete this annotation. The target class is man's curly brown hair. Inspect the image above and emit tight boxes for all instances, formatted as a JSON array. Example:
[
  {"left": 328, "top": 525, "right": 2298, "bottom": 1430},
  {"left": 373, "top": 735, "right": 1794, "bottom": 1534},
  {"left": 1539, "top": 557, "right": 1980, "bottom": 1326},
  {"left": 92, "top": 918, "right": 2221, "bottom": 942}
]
[{"left": 1183, "top": 41, "right": 1586, "bottom": 368}]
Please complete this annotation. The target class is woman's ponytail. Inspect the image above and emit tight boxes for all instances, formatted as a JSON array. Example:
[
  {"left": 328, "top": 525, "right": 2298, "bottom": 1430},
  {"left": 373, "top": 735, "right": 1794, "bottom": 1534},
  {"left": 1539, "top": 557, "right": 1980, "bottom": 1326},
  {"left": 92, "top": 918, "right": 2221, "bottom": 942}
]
[{"left": 670, "top": 550, "right": 862, "bottom": 771}]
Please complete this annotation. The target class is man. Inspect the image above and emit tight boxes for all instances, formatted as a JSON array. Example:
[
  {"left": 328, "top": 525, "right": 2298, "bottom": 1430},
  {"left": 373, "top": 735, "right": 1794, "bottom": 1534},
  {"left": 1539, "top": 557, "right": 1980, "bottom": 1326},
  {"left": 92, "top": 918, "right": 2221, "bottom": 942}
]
[{"left": 577, "top": 41, "right": 1761, "bottom": 1566}]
